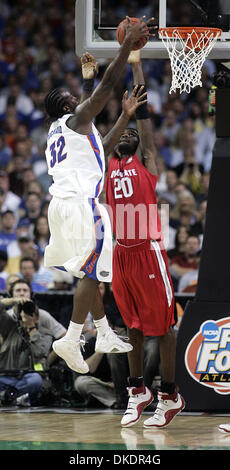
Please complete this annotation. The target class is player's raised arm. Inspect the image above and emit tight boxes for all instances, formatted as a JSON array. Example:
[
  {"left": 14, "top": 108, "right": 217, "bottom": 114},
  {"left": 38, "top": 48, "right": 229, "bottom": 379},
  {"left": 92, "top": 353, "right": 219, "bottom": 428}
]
[
  {"left": 80, "top": 52, "right": 98, "bottom": 103},
  {"left": 102, "top": 85, "right": 147, "bottom": 161},
  {"left": 129, "top": 50, "right": 158, "bottom": 175},
  {"left": 74, "top": 18, "right": 150, "bottom": 126}
]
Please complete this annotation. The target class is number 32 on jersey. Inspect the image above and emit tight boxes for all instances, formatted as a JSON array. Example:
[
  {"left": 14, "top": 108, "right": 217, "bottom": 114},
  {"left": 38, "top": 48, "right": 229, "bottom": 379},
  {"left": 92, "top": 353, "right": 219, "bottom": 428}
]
[
  {"left": 114, "top": 177, "right": 133, "bottom": 199},
  {"left": 49, "top": 136, "right": 67, "bottom": 168}
]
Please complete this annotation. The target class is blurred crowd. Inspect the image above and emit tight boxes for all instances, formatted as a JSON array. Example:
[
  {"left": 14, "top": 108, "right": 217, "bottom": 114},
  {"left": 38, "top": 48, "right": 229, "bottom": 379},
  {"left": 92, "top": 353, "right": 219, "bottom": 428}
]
[
  {"left": 0, "top": 0, "right": 214, "bottom": 296},
  {"left": 0, "top": 0, "right": 218, "bottom": 409}
]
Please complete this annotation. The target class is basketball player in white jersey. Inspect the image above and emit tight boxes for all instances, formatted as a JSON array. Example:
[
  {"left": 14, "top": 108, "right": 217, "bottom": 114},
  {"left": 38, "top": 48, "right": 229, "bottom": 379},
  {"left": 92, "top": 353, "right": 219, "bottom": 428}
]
[{"left": 43, "top": 18, "right": 153, "bottom": 374}]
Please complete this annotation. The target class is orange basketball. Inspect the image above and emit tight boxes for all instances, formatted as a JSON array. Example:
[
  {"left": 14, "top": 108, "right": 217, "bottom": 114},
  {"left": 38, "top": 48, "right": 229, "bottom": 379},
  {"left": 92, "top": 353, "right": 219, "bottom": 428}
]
[{"left": 116, "top": 17, "right": 149, "bottom": 50}]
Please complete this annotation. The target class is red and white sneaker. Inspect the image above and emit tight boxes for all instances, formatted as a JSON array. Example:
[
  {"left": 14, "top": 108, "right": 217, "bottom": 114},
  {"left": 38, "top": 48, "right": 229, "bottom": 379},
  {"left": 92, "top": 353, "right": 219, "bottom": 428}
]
[
  {"left": 121, "top": 386, "right": 153, "bottom": 427},
  {"left": 219, "top": 424, "right": 230, "bottom": 433},
  {"left": 143, "top": 390, "right": 185, "bottom": 428}
]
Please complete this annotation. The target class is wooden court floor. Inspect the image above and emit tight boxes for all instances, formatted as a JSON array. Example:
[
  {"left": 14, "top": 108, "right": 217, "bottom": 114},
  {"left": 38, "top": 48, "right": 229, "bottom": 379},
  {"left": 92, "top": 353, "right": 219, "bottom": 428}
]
[{"left": 0, "top": 407, "right": 230, "bottom": 451}]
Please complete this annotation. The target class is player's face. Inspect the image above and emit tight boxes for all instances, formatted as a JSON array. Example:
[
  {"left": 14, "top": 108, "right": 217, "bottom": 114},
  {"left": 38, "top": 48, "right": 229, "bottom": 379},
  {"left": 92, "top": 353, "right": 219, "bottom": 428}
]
[
  {"left": 116, "top": 129, "right": 139, "bottom": 157},
  {"left": 62, "top": 90, "right": 79, "bottom": 113}
]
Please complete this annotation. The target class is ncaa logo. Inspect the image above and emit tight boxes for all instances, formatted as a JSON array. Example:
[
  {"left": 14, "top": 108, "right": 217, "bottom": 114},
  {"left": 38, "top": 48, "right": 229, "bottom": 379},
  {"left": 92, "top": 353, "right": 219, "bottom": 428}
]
[{"left": 185, "top": 317, "right": 230, "bottom": 394}]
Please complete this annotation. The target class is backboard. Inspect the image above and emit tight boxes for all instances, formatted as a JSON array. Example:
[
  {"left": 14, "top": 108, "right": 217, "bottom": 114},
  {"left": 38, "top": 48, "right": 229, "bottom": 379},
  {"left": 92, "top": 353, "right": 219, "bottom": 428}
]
[{"left": 75, "top": 0, "right": 230, "bottom": 60}]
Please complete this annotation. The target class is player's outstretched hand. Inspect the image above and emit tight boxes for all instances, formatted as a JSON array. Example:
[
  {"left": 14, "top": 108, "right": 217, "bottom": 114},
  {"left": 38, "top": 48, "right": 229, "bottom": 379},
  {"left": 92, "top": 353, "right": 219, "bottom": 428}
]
[
  {"left": 122, "top": 85, "right": 147, "bottom": 119},
  {"left": 125, "top": 16, "right": 158, "bottom": 43},
  {"left": 81, "top": 52, "right": 98, "bottom": 79}
]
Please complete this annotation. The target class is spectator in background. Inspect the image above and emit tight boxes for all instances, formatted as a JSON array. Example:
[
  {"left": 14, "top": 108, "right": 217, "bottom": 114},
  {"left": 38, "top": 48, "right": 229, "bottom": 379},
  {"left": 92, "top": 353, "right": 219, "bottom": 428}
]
[
  {"left": 0, "top": 210, "right": 17, "bottom": 253},
  {"left": 0, "top": 82, "right": 34, "bottom": 122},
  {"left": 152, "top": 130, "right": 172, "bottom": 167},
  {"left": 19, "top": 256, "right": 47, "bottom": 292},
  {"left": 74, "top": 317, "right": 116, "bottom": 409},
  {"left": 0, "top": 171, "right": 20, "bottom": 217},
  {"left": 177, "top": 251, "right": 201, "bottom": 294},
  {"left": 167, "top": 226, "right": 190, "bottom": 261},
  {"left": 190, "top": 199, "right": 207, "bottom": 247},
  {"left": 160, "top": 109, "right": 180, "bottom": 145},
  {"left": 33, "top": 215, "right": 50, "bottom": 257},
  {"left": 0, "top": 302, "right": 46, "bottom": 407},
  {"left": 5, "top": 278, "right": 66, "bottom": 367},
  {"left": 8, "top": 155, "right": 26, "bottom": 198},
  {"left": 0, "top": 132, "right": 13, "bottom": 169},
  {"left": 170, "top": 234, "right": 200, "bottom": 285},
  {"left": 170, "top": 190, "right": 197, "bottom": 230},
  {"left": 4, "top": 228, "right": 34, "bottom": 276},
  {"left": 0, "top": 250, "right": 8, "bottom": 290},
  {"left": 18, "top": 191, "right": 42, "bottom": 228},
  {"left": 158, "top": 169, "right": 179, "bottom": 208},
  {"left": 179, "top": 158, "right": 203, "bottom": 197}
]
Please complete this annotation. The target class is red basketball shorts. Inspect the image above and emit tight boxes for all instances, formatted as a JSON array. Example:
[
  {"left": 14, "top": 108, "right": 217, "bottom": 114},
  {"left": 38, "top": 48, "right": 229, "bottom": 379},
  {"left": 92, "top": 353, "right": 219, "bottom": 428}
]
[{"left": 112, "top": 240, "right": 175, "bottom": 336}]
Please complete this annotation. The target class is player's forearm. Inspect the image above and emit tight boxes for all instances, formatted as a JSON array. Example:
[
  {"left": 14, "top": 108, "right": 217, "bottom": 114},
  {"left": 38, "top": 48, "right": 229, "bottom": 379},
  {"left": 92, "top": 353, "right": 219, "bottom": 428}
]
[
  {"left": 80, "top": 78, "right": 95, "bottom": 103},
  {"left": 132, "top": 61, "right": 145, "bottom": 85},
  {"left": 136, "top": 119, "right": 158, "bottom": 174},
  {"left": 101, "top": 36, "right": 134, "bottom": 90},
  {"left": 103, "top": 112, "right": 129, "bottom": 158}
]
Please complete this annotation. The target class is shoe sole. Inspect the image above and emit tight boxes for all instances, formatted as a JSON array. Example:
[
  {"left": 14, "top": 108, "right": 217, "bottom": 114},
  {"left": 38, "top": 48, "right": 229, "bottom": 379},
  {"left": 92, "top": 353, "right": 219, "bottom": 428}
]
[
  {"left": 95, "top": 344, "right": 133, "bottom": 354},
  {"left": 143, "top": 396, "right": 185, "bottom": 429},
  {"left": 121, "top": 394, "right": 154, "bottom": 428},
  {"left": 53, "top": 342, "right": 89, "bottom": 374}
]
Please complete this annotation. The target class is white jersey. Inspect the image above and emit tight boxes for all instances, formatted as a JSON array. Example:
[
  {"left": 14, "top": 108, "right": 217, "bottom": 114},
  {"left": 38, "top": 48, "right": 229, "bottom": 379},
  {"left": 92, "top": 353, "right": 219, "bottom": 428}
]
[{"left": 45, "top": 114, "right": 105, "bottom": 199}]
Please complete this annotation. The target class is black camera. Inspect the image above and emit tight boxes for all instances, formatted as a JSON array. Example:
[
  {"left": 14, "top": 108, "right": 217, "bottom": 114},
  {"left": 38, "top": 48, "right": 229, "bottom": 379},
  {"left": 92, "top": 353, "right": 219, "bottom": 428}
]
[
  {"left": 18, "top": 300, "right": 36, "bottom": 317},
  {"left": 0, "top": 386, "right": 17, "bottom": 405},
  {"left": 212, "top": 70, "right": 230, "bottom": 89}
]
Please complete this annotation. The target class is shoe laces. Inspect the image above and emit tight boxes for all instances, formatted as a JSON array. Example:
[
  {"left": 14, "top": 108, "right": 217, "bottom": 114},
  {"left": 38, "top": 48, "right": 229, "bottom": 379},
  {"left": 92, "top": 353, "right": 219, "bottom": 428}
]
[
  {"left": 78, "top": 334, "right": 87, "bottom": 352},
  {"left": 151, "top": 393, "right": 171, "bottom": 420}
]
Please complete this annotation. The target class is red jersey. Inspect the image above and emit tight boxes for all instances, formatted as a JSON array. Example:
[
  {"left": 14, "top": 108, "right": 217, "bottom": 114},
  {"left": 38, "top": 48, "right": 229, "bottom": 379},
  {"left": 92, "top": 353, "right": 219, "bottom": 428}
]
[{"left": 105, "top": 154, "right": 163, "bottom": 246}]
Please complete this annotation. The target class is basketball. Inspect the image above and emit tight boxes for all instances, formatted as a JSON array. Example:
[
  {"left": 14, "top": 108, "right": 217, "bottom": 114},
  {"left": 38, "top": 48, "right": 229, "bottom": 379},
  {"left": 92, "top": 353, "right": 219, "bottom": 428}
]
[{"left": 116, "top": 17, "right": 149, "bottom": 51}]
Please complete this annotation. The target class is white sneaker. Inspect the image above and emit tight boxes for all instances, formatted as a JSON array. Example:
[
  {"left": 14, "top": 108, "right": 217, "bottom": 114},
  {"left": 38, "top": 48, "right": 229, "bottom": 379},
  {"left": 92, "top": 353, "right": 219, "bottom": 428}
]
[
  {"left": 143, "top": 390, "right": 185, "bottom": 428},
  {"left": 52, "top": 336, "right": 89, "bottom": 374},
  {"left": 121, "top": 386, "right": 153, "bottom": 427},
  {"left": 219, "top": 424, "right": 230, "bottom": 433},
  {"left": 95, "top": 328, "right": 133, "bottom": 354},
  {"left": 16, "top": 393, "right": 31, "bottom": 407}
]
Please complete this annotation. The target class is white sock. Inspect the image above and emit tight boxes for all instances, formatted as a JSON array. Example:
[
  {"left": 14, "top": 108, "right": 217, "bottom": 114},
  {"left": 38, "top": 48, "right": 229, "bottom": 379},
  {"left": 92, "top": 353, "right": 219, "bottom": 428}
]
[
  {"left": 93, "top": 316, "right": 110, "bottom": 336},
  {"left": 65, "top": 321, "right": 84, "bottom": 341}
]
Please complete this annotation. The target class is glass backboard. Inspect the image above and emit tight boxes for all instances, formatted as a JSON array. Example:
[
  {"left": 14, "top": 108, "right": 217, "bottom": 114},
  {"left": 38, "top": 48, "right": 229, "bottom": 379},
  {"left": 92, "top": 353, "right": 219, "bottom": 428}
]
[{"left": 75, "top": 0, "right": 230, "bottom": 60}]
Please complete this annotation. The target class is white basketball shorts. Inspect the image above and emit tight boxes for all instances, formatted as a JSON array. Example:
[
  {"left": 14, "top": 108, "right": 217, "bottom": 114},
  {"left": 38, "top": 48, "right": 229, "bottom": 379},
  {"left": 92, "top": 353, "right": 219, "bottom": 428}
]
[{"left": 44, "top": 196, "right": 113, "bottom": 282}]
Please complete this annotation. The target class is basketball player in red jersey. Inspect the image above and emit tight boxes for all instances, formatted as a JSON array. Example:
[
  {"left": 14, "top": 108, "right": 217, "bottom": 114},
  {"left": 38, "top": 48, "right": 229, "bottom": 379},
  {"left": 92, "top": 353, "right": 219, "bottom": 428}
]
[{"left": 105, "top": 51, "right": 185, "bottom": 428}]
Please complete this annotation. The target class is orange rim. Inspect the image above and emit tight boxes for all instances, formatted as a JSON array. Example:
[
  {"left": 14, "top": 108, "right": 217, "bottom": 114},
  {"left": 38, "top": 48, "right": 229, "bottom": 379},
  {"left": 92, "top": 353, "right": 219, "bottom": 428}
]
[{"left": 159, "top": 26, "right": 222, "bottom": 40}]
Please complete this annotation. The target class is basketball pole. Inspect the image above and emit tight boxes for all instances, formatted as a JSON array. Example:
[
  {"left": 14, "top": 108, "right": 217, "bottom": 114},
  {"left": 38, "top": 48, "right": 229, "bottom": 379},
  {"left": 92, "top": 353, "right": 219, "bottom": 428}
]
[{"left": 176, "top": 88, "right": 230, "bottom": 411}]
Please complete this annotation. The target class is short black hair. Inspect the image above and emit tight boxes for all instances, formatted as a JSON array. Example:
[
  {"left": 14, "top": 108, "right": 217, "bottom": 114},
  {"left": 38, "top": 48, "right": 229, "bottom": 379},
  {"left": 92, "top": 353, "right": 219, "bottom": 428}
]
[
  {"left": 9, "top": 278, "right": 32, "bottom": 298},
  {"left": 44, "top": 88, "right": 68, "bottom": 119}
]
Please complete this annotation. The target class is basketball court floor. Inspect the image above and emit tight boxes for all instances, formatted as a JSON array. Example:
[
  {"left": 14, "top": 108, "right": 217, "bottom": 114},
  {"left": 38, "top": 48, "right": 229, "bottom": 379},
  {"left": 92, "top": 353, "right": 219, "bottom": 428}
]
[
  {"left": 0, "top": 407, "right": 230, "bottom": 451},
  {"left": 2, "top": 0, "right": 230, "bottom": 461}
]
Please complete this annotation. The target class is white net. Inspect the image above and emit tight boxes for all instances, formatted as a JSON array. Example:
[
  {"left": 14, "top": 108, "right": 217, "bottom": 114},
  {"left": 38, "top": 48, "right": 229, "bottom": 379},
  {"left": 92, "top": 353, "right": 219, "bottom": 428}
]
[{"left": 159, "top": 28, "right": 221, "bottom": 94}]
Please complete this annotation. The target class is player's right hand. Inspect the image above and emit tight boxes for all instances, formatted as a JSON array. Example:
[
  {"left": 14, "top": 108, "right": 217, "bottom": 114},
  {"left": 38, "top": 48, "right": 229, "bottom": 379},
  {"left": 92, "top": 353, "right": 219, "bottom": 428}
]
[{"left": 125, "top": 16, "right": 149, "bottom": 43}]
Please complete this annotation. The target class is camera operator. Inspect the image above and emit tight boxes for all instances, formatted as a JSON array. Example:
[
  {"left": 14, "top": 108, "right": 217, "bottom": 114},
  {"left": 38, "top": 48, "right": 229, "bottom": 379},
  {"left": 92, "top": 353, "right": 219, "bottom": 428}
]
[
  {"left": 3, "top": 278, "right": 67, "bottom": 367},
  {"left": 0, "top": 298, "right": 49, "bottom": 406}
]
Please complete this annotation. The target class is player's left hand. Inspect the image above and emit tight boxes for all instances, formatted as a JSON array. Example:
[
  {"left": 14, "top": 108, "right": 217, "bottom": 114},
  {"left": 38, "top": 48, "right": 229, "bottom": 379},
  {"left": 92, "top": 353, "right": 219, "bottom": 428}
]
[
  {"left": 81, "top": 52, "right": 98, "bottom": 79},
  {"left": 122, "top": 85, "right": 147, "bottom": 119}
]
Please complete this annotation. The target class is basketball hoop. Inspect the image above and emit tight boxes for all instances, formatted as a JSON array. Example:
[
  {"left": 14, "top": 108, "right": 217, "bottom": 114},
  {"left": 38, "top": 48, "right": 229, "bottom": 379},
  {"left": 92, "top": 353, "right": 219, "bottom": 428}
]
[{"left": 159, "top": 27, "right": 222, "bottom": 94}]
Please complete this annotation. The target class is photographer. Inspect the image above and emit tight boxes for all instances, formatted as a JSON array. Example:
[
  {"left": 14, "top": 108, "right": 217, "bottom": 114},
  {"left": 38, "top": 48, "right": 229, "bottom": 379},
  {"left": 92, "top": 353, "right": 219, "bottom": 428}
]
[
  {"left": 0, "top": 297, "right": 49, "bottom": 406},
  {"left": 2, "top": 278, "right": 67, "bottom": 367},
  {"left": 0, "top": 278, "right": 68, "bottom": 405}
]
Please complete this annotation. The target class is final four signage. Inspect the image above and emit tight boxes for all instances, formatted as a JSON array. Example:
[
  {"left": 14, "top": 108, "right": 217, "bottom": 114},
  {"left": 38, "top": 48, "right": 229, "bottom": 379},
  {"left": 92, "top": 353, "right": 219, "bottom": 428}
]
[{"left": 185, "top": 317, "right": 230, "bottom": 394}]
